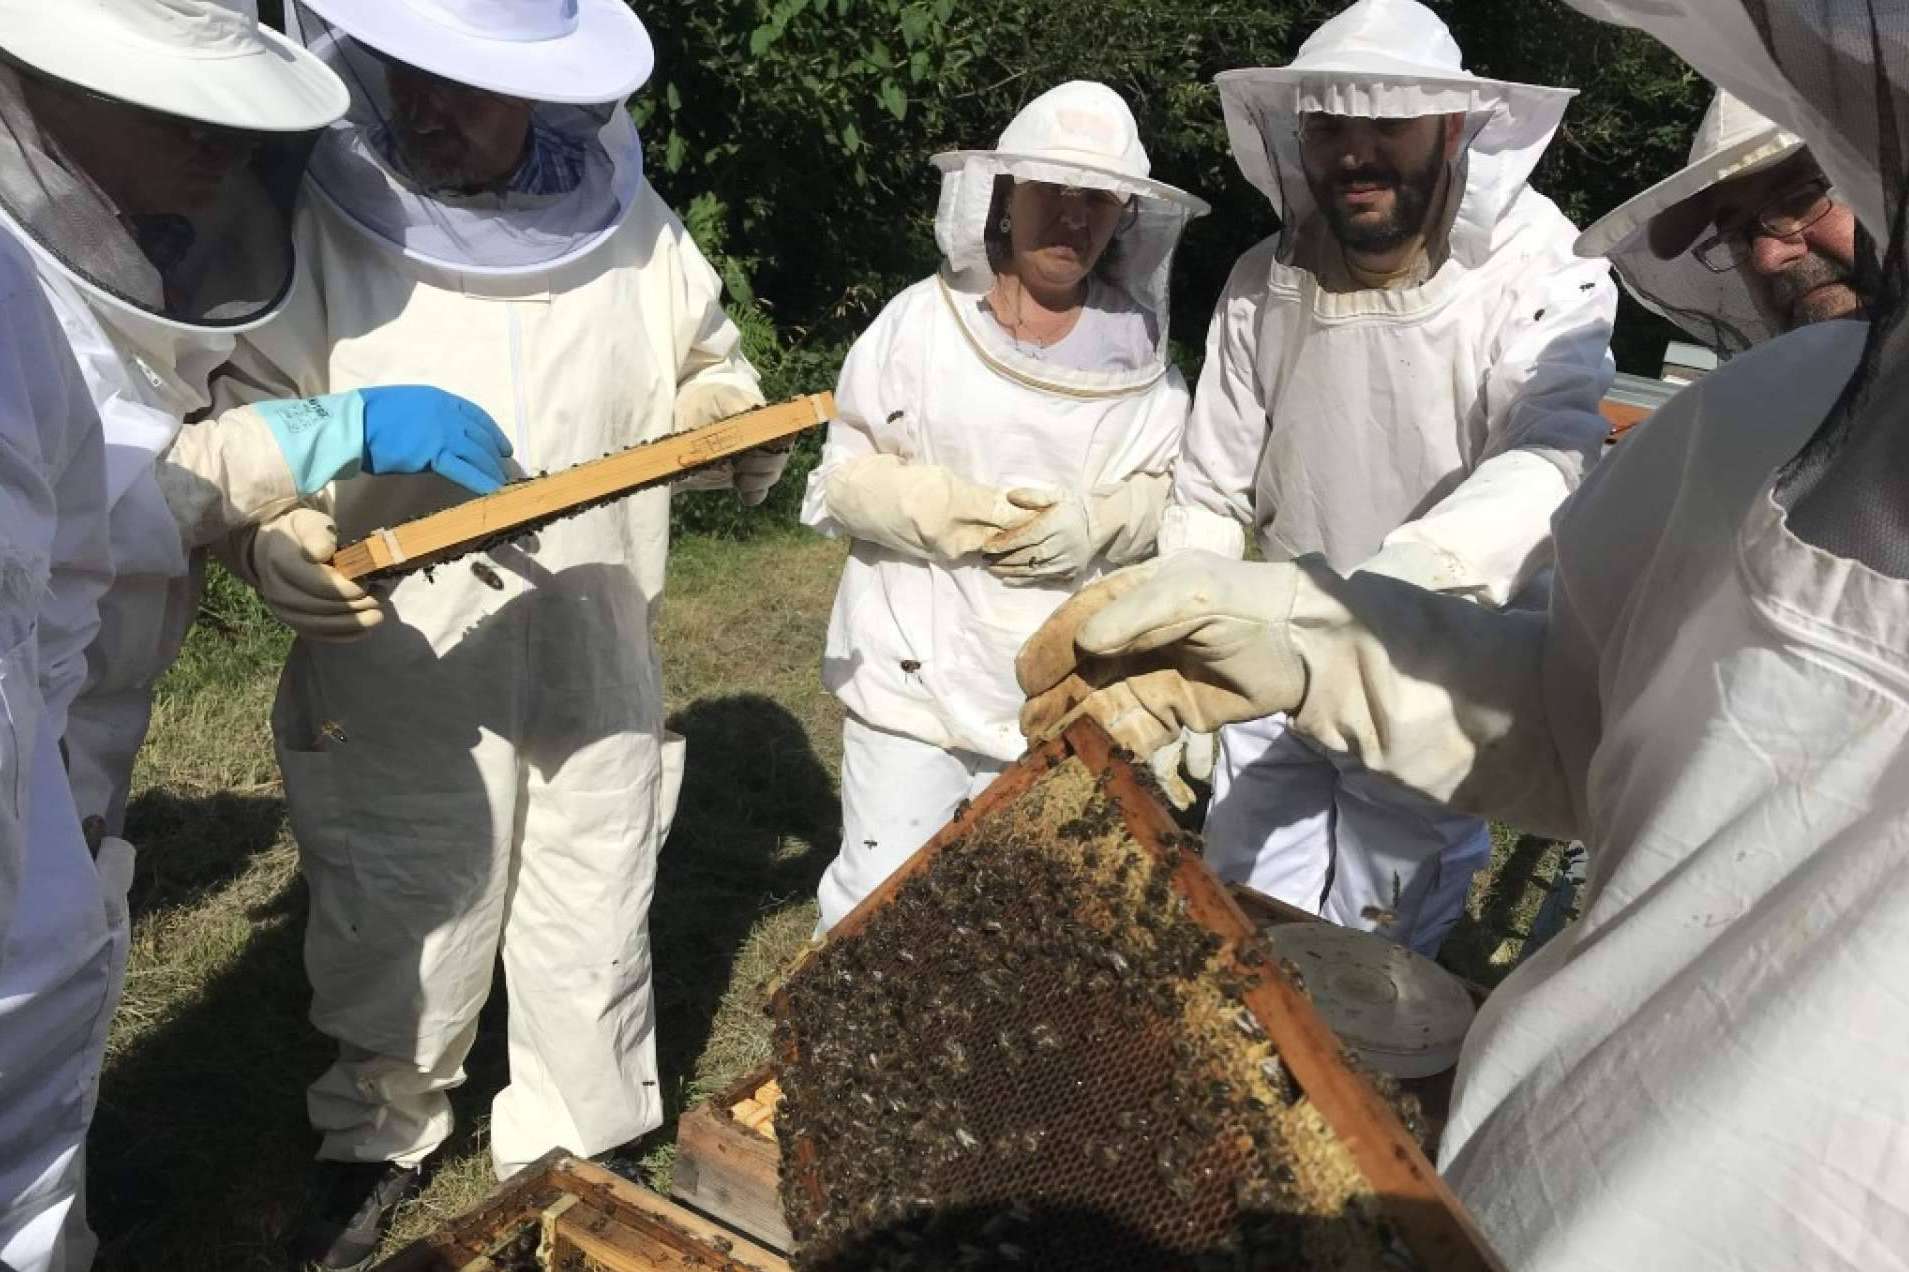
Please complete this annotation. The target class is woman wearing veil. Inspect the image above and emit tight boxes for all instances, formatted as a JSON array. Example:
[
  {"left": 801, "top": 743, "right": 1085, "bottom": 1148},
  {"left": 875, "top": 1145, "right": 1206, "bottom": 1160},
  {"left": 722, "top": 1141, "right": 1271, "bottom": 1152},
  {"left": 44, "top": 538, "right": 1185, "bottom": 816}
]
[{"left": 801, "top": 81, "right": 1208, "bottom": 930}]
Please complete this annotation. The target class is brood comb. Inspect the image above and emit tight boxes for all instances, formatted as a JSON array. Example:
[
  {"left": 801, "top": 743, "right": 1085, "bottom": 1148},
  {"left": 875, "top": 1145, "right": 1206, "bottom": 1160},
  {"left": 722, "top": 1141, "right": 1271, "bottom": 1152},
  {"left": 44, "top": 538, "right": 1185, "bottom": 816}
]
[{"left": 769, "top": 719, "right": 1503, "bottom": 1272}]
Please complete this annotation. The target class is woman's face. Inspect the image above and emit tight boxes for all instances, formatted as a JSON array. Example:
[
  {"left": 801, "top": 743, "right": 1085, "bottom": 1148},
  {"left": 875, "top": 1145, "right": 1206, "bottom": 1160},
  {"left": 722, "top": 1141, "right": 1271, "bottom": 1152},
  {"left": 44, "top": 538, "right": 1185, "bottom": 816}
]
[{"left": 1005, "top": 180, "right": 1129, "bottom": 293}]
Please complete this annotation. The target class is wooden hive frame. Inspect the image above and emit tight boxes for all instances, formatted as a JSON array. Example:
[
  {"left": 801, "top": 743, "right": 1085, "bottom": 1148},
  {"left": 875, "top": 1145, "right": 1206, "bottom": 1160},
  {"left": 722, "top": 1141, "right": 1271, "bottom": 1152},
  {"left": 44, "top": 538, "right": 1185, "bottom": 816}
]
[
  {"left": 332, "top": 393, "right": 835, "bottom": 582},
  {"left": 769, "top": 717, "right": 1507, "bottom": 1271},
  {"left": 673, "top": 887, "right": 1486, "bottom": 1256},
  {"left": 370, "top": 1152, "right": 788, "bottom": 1272}
]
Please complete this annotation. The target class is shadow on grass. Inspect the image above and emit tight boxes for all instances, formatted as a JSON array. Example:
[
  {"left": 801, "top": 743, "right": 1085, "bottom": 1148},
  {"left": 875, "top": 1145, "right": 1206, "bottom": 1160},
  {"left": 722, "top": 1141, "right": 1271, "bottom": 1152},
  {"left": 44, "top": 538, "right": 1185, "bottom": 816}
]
[
  {"left": 92, "top": 789, "right": 324, "bottom": 1271},
  {"left": 118, "top": 787, "right": 286, "bottom": 923},
  {"left": 93, "top": 691, "right": 837, "bottom": 1264},
  {"left": 1439, "top": 831, "right": 1558, "bottom": 990},
  {"left": 639, "top": 693, "right": 838, "bottom": 1144}
]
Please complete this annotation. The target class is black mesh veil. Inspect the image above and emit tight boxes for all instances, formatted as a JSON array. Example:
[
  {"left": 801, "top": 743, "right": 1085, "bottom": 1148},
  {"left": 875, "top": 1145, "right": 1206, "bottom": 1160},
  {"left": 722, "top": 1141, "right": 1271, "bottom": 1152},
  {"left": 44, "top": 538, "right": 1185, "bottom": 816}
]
[
  {"left": 0, "top": 48, "right": 320, "bottom": 330},
  {"left": 284, "top": 4, "right": 644, "bottom": 276}
]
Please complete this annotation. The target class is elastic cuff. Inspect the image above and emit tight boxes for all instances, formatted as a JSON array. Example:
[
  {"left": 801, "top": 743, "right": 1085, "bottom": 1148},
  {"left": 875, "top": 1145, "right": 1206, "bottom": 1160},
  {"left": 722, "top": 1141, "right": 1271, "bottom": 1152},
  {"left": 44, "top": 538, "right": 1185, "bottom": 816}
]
[{"left": 250, "top": 392, "right": 367, "bottom": 496}]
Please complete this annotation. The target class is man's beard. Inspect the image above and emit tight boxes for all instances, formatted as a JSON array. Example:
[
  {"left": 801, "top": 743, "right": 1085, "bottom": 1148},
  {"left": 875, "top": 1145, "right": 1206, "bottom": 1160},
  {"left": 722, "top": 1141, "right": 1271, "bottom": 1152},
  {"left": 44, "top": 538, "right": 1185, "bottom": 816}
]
[
  {"left": 394, "top": 133, "right": 484, "bottom": 193},
  {"left": 1768, "top": 250, "right": 1865, "bottom": 329},
  {"left": 1310, "top": 142, "right": 1447, "bottom": 254}
]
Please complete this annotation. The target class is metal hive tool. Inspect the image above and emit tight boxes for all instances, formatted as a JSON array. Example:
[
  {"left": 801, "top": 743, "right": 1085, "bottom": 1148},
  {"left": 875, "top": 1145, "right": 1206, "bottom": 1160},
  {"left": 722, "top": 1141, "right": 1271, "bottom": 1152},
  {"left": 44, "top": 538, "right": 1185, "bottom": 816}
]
[{"left": 770, "top": 720, "right": 1503, "bottom": 1272}]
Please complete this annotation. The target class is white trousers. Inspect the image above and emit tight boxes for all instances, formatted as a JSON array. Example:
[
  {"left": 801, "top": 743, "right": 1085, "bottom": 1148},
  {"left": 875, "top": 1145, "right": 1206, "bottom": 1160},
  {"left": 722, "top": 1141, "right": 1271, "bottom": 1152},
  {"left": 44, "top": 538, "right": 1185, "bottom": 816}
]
[
  {"left": 817, "top": 715, "right": 1004, "bottom": 932},
  {"left": 0, "top": 737, "right": 135, "bottom": 1272},
  {"left": 1203, "top": 715, "right": 1488, "bottom": 955},
  {"left": 285, "top": 701, "right": 685, "bottom": 1182}
]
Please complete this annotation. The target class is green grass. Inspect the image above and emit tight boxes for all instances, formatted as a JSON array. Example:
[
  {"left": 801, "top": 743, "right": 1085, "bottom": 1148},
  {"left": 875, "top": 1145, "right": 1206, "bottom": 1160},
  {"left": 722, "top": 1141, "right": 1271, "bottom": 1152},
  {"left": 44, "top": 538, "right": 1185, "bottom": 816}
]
[{"left": 91, "top": 533, "right": 1565, "bottom": 1269}]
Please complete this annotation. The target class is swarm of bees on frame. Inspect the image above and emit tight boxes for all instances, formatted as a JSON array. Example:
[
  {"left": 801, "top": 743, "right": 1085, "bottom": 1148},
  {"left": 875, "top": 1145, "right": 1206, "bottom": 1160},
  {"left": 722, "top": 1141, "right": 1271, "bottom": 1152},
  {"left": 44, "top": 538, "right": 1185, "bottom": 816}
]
[{"left": 772, "top": 755, "right": 1411, "bottom": 1272}]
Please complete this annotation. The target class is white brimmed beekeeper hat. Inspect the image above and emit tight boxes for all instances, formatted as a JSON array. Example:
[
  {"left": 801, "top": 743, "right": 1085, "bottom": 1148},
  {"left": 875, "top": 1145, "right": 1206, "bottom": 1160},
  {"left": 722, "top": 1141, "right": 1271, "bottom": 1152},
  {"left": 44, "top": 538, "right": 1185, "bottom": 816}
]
[
  {"left": 1214, "top": 0, "right": 1575, "bottom": 261},
  {"left": 925, "top": 80, "right": 1209, "bottom": 397},
  {"left": 1575, "top": 90, "right": 1806, "bottom": 355},
  {"left": 0, "top": 0, "right": 349, "bottom": 329},
  {"left": 293, "top": 0, "right": 654, "bottom": 105},
  {"left": 0, "top": 0, "right": 346, "bottom": 132}
]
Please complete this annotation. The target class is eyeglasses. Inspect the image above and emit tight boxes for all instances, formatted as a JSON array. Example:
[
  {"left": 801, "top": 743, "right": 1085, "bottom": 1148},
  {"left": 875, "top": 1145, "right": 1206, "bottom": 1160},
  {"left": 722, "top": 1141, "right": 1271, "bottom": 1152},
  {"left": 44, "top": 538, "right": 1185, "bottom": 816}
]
[{"left": 1694, "top": 176, "right": 1835, "bottom": 272}]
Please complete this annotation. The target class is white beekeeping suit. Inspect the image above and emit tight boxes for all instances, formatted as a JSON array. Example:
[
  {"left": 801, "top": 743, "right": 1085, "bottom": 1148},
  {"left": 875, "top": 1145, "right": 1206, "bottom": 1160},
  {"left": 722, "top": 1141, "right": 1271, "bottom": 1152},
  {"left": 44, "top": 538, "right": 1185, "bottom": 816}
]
[
  {"left": 0, "top": 230, "right": 109, "bottom": 1272},
  {"left": 0, "top": 0, "right": 356, "bottom": 840},
  {"left": 0, "top": 3, "right": 349, "bottom": 1269},
  {"left": 801, "top": 81, "right": 1206, "bottom": 930},
  {"left": 227, "top": 0, "right": 766, "bottom": 1194},
  {"left": 1576, "top": 90, "right": 1806, "bottom": 357},
  {"left": 1017, "top": 0, "right": 1909, "bottom": 1261},
  {"left": 1176, "top": 0, "right": 1615, "bottom": 952}
]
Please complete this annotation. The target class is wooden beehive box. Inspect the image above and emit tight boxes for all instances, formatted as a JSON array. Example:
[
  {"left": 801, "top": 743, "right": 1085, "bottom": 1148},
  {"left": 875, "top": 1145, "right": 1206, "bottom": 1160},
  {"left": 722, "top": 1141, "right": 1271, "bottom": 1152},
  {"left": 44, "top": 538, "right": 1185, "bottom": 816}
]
[
  {"left": 369, "top": 1153, "right": 787, "bottom": 1271},
  {"left": 674, "top": 1070, "right": 793, "bottom": 1253},
  {"left": 765, "top": 719, "right": 1504, "bottom": 1271}
]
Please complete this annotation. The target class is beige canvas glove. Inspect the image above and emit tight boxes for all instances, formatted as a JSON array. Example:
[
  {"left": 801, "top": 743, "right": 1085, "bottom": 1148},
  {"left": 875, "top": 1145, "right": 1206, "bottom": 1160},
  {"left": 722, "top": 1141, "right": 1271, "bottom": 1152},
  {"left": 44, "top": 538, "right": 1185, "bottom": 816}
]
[
  {"left": 1016, "top": 553, "right": 1306, "bottom": 756},
  {"left": 1017, "top": 550, "right": 1575, "bottom": 838},
  {"left": 249, "top": 508, "right": 384, "bottom": 642},
  {"left": 822, "top": 453, "right": 1028, "bottom": 560},
  {"left": 982, "top": 472, "right": 1171, "bottom": 585},
  {"left": 671, "top": 381, "right": 784, "bottom": 503}
]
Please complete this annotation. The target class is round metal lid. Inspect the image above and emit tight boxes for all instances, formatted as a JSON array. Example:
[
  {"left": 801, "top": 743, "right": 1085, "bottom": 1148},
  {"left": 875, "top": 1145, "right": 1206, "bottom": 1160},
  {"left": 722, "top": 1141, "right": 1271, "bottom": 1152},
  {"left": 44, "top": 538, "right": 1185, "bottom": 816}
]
[{"left": 1265, "top": 922, "right": 1477, "bottom": 1079}]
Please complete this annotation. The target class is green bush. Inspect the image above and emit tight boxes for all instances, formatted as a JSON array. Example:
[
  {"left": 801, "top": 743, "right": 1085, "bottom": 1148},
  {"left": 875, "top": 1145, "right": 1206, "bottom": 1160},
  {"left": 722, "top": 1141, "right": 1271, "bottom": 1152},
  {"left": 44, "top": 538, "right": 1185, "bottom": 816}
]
[{"left": 637, "top": 0, "right": 1706, "bottom": 388}]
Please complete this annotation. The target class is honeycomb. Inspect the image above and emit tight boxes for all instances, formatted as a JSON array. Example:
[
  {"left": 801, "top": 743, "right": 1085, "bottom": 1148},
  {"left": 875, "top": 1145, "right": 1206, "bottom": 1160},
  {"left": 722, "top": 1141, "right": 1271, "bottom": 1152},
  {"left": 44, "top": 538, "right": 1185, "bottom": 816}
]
[{"left": 771, "top": 755, "right": 1405, "bottom": 1271}]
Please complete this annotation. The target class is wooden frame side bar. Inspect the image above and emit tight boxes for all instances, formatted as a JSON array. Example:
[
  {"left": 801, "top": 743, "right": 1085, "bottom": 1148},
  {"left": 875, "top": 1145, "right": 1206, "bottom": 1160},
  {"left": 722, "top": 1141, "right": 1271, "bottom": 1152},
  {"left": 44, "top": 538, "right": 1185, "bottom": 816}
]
[{"left": 1063, "top": 721, "right": 1507, "bottom": 1272}]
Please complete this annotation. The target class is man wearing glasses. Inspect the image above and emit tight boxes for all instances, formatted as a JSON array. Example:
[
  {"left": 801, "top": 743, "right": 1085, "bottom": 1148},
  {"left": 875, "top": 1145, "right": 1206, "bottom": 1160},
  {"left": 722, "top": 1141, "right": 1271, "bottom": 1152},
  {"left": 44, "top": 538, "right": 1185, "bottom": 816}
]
[{"left": 1577, "top": 90, "right": 1869, "bottom": 355}]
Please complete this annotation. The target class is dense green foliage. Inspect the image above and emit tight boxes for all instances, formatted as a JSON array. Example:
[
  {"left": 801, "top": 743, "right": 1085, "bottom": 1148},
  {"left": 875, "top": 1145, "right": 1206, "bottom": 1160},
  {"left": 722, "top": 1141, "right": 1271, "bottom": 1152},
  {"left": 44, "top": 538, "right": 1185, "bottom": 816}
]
[{"left": 643, "top": 0, "right": 1709, "bottom": 535}]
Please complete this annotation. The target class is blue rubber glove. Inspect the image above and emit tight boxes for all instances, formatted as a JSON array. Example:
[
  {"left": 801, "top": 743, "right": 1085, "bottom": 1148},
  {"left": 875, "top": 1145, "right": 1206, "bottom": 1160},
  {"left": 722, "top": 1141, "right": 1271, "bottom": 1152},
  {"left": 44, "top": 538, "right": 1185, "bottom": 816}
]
[{"left": 253, "top": 386, "right": 513, "bottom": 496}]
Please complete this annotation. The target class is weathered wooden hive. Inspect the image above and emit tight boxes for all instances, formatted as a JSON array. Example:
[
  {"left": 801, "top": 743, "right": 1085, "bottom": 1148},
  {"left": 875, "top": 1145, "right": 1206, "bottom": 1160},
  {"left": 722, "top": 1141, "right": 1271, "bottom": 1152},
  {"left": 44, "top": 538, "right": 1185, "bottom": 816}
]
[
  {"left": 368, "top": 1153, "right": 788, "bottom": 1272},
  {"left": 768, "top": 720, "right": 1502, "bottom": 1271}
]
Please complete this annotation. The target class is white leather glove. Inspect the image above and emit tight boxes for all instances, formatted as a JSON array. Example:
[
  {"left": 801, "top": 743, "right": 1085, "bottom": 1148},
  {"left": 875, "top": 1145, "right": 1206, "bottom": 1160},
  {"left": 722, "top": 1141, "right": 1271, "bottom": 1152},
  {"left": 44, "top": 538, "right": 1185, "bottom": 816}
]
[
  {"left": 1354, "top": 537, "right": 1500, "bottom": 603},
  {"left": 1146, "top": 727, "right": 1216, "bottom": 810},
  {"left": 822, "top": 454, "right": 1028, "bottom": 561},
  {"left": 1016, "top": 550, "right": 1578, "bottom": 840},
  {"left": 671, "top": 381, "right": 778, "bottom": 501},
  {"left": 1016, "top": 552, "right": 1306, "bottom": 756},
  {"left": 982, "top": 487, "right": 1092, "bottom": 584},
  {"left": 250, "top": 508, "right": 384, "bottom": 642},
  {"left": 732, "top": 445, "right": 791, "bottom": 506},
  {"left": 982, "top": 473, "right": 1171, "bottom": 586}
]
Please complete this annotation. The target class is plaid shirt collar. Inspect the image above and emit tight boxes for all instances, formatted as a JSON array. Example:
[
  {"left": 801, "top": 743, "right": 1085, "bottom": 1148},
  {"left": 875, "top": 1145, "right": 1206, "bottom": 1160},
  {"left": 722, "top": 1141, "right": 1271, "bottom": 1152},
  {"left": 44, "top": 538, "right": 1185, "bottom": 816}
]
[{"left": 373, "top": 118, "right": 588, "bottom": 198}]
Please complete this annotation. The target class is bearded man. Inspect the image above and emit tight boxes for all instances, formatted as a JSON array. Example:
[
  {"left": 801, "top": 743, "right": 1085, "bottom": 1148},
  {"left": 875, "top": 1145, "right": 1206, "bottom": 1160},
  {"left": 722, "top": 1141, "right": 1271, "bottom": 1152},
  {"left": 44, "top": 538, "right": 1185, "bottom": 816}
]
[{"left": 1155, "top": 0, "right": 1616, "bottom": 953}]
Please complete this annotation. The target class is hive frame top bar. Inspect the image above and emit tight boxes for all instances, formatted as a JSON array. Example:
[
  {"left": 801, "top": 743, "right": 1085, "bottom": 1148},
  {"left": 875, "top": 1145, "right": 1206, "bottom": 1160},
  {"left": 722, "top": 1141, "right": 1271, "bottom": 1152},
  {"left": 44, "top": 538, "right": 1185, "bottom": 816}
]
[
  {"left": 330, "top": 393, "right": 835, "bottom": 582},
  {"left": 775, "top": 717, "right": 1507, "bottom": 1272}
]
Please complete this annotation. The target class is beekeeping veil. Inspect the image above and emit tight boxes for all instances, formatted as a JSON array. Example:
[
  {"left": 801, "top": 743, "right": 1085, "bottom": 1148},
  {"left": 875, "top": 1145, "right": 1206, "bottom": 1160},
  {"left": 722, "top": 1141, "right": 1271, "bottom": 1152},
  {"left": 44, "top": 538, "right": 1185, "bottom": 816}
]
[
  {"left": 930, "top": 80, "right": 1210, "bottom": 396},
  {"left": 0, "top": 0, "right": 346, "bottom": 331},
  {"left": 1215, "top": 0, "right": 1575, "bottom": 269},
  {"left": 1575, "top": 91, "right": 1808, "bottom": 357},
  {"left": 1567, "top": 0, "right": 1909, "bottom": 576},
  {"left": 285, "top": 0, "right": 653, "bottom": 276}
]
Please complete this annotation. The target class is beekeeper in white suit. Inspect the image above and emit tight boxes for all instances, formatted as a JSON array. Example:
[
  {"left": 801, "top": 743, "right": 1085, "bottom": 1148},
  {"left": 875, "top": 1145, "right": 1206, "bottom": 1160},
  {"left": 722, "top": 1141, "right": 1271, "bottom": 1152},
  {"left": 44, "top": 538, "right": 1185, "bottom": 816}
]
[
  {"left": 1163, "top": 0, "right": 1615, "bottom": 953},
  {"left": 0, "top": 3, "right": 515, "bottom": 1269},
  {"left": 1022, "top": 0, "right": 1909, "bottom": 1261},
  {"left": 1577, "top": 88, "right": 1869, "bottom": 354},
  {"left": 0, "top": 237, "right": 111, "bottom": 1272},
  {"left": 801, "top": 81, "right": 1206, "bottom": 930},
  {"left": 217, "top": 1, "right": 774, "bottom": 1264},
  {"left": 0, "top": 0, "right": 514, "bottom": 855}
]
